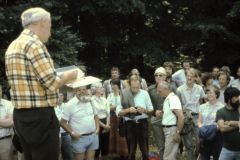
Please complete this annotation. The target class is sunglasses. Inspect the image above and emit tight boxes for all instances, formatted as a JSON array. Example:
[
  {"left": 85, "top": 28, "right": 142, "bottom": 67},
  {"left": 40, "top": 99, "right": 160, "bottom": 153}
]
[{"left": 155, "top": 74, "right": 164, "bottom": 77}]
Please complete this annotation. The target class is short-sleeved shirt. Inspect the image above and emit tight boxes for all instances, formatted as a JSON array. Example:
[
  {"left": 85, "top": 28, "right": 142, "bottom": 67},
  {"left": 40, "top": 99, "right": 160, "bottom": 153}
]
[
  {"left": 162, "top": 92, "right": 182, "bottom": 125},
  {"left": 216, "top": 107, "right": 240, "bottom": 151},
  {"left": 199, "top": 101, "right": 224, "bottom": 126},
  {"left": 0, "top": 99, "right": 14, "bottom": 137},
  {"left": 107, "top": 93, "right": 121, "bottom": 114},
  {"left": 91, "top": 96, "right": 110, "bottom": 119},
  {"left": 116, "top": 89, "right": 153, "bottom": 120},
  {"left": 62, "top": 96, "right": 97, "bottom": 134},
  {"left": 172, "top": 69, "right": 186, "bottom": 87},
  {"left": 54, "top": 103, "right": 66, "bottom": 133},
  {"left": 176, "top": 83, "right": 206, "bottom": 113},
  {"left": 5, "top": 29, "right": 60, "bottom": 109},
  {"left": 231, "top": 79, "right": 240, "bottom": 90}
]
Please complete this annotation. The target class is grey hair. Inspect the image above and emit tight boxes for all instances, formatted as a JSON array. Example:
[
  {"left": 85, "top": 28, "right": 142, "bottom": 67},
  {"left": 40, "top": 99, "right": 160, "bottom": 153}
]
[
  {"left": 158, "top": 81, "right": 171, "bottom": 90},
  {"left": 21, "top": 7, "right": 50, "bottom": 27},
  {"left": 90, "top": 82, "right": 103, "bottom": 95}
]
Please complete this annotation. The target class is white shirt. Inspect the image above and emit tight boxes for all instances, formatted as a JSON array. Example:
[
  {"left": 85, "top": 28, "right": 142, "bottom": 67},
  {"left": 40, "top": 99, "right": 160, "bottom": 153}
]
[
  {"left": 91, "top": 95, "right": 110, "bottom": 119},
  {"left": 107, "top": 93, "right": 121, "bottom": 114},
  {"left": 218, "top": 88, "right": 226, "bottom": 105},
  {"left": 116, "top": 89, "right": 153, "bottom": 120},
  {"left": 103, "top": 79, "right": 125, "bottom": 96},
  {"left": 54, "top": 103, "right": 66, "bottom": 134},
  {"left": 162, "top": 92, "right": 182, "bottom": 125},
  {"left": 176, "top": 83, "right": 206, "bottom": 113},
  {"left": 231, "top": 79, "right": 240, "bottom": 90},
  {"left": 62, "top": 96, "right": 97, "bottom": 134},
  {"left": 199, "top": 101, "right": 224, "bottom": 126},
  {"left": 0, "top": 99, "right": 14, "bottom": 137},
  {"left": 172, "top": 69, "right": 186, "bottom": 87}
]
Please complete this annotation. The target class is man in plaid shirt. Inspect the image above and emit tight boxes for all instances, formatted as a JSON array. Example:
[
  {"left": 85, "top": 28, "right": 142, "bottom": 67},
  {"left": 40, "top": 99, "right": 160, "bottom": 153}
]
[{"left": 5, "top": 7, "right": 77, "bottom": 160}]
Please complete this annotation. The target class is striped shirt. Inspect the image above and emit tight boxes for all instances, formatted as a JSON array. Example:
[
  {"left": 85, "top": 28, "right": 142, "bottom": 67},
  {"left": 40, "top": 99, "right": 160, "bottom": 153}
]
[{"left": 5, "top": 29, "right": 60, "bottom": 109}]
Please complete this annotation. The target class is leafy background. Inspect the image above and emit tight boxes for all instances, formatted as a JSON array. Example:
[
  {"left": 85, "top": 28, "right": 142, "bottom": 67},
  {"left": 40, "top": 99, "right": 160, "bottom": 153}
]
[{"left": 1, "top": 0, "right": 240, "bottom": 91}]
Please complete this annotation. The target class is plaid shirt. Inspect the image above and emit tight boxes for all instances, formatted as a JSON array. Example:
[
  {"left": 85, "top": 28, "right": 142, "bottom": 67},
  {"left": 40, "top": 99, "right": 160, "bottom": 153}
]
[{"left": 5, "top": 29, "right": 60, "bottom": 109}]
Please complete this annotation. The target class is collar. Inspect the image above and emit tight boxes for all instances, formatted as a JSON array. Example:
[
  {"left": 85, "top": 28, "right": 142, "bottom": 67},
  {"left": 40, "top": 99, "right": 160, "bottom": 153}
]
[
  {"left": 165, "top": 92, "right": 175, "bottom": 101},
  {"left": 22, "top": 28, "right": 40, "bottom": 41},
  {"left": 184, "top": 83, "right": 196, "bottom": 90}
]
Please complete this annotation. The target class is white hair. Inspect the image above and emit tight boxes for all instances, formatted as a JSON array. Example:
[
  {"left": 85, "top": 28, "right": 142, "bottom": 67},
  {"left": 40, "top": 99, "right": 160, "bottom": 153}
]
[
  {"left": 158, "top": 81, "right": 171, "bottom": 90},
  {"left": 21, "top": 7, "right": 50, "bottom": 27},
  {"left": 90, "top": 82, "right": 103, "bottom": 94}
]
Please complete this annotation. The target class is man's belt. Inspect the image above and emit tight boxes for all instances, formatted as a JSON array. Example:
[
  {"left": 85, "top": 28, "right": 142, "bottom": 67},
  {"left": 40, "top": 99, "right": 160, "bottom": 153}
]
[
  {"left": 162, "top": 124, "right": 177, "bottom": 128},
  {"left": 0, "top": 135, "right": 11, "bottom": 140},
  {"left": 127, "top": 118, "right": 147, "bottom": 124},
  {"left": 191, "top": 112, "right": 199, "bottom": 116},
  {"left": 81, "top": 132, "right": 94, "bottom": 136}
]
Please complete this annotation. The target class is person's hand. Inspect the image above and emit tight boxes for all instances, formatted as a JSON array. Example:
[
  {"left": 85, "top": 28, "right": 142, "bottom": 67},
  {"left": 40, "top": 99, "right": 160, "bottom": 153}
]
[
  {"left": 172, "top": 132, "right": 181, "bottom": 143},
  {"left": 155, "top": 110, "right": 163, "bottom": 117},
  {"left": 104, "top": 125, "right": 111, "bottom": 130},
  {"left": 137, "top": 107, "right": 146, "bottom": 114},
  {"left": 68, "top": 70, "right": 78, "bottom": 81},
  {"left": 129, "top": 107, "right": 137, "bottom": 113},
  {"left": 95, "top": 128, "right": 100, "bottom": 135},
  {"left": 70, "top": 131, "right": 81, "bottom": 140},
  {"left": 103, "top": 125, "right": 111, "bottom": 133},
  {"left": 224, "top": 121, "right": 231, "bottom": 126},
  {"left": 60, "top": 70, "right": 78, "bottom": 84}
]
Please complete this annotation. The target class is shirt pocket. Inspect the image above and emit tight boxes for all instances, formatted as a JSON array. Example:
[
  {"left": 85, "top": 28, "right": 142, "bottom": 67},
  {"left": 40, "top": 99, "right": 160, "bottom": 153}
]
[
  {"left": 193, "top": 94, "right": 201, "bottom": 103},
  {"left": 85, "top": 106, "right": 94, "bottom": 116}
]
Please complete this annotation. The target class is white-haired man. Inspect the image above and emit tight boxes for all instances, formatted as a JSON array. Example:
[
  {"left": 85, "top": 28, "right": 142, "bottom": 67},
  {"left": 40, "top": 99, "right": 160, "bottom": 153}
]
[
  {"left": 157, "top": 81, "right": 184, "bottom": 160},
  {"left": 60, "top": 84, "right": 100, "bottom": 160},
  {"left": 5, "top": 7, "right": 77, "bottom": 160}
]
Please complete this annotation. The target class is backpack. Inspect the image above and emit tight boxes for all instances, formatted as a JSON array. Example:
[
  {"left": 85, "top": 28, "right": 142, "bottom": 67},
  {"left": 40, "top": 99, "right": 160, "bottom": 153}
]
[{"left": 181, "top": 108, "right": 195, "bottom": 135}]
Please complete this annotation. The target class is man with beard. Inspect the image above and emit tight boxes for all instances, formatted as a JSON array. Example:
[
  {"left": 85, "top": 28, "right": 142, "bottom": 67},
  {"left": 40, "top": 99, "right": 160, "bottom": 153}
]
[
  {"left": 231, "top": 66, "right": 240, "bottom": 90},
  {"left": 60, "top": 85, "right": 100, "bottom": 160},
  {"left": 216, "top": 87, "right": 240, "bottom": 160}
]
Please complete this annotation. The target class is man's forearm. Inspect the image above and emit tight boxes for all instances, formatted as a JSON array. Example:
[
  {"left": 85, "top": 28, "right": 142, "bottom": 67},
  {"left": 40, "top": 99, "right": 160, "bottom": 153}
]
[
  {"left": 176, "top": 116, "right": 184, "bottom": 132},
  {"left": 94, "top": 116, "right": 100, "bottom": 132},
  {"left": 229, "top": 121, "right": 240, "bottom": 128},
  {"left": 0, "top": 118, "right": 13, "bottom": 128},
  {"left": 146, "top": 109, "right": 153, "bottom": 115},
  {"left": 60, "top": 119, "right": 72, "bottom": 134},
  {"left": 118, "top": 108, "right": 130, "bottom": 116}
]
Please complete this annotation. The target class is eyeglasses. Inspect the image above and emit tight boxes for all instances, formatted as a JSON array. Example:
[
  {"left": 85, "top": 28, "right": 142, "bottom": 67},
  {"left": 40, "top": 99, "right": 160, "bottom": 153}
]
[{"left": 155, "top": 74, "right": 164, "bottom": 77}]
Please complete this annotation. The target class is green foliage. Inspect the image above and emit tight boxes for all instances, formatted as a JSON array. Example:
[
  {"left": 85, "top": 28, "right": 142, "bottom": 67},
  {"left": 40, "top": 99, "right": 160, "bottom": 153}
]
[
  {"left": 1, "top": 0, "right": 240, "bottom": 87},
  {"left": 0, "top": 0, "right": 84, "bottom": 88}
]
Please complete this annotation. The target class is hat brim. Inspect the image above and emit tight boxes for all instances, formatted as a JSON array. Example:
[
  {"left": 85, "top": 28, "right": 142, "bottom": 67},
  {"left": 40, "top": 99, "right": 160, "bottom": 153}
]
[{"left": 66, "top": 76, "right": 102, "bottom": 88}]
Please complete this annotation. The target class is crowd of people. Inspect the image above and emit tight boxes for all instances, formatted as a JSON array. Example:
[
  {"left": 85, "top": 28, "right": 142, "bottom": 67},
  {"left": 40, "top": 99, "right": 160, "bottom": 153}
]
[{"left": 1, "top": 7, "right": 240, "bottom": 160}]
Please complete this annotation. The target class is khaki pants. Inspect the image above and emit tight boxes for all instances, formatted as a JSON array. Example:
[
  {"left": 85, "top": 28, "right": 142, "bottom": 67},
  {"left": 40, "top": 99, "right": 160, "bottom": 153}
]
[
  {"left": 151, "top": 117, "right": 165, "bottom": 160},
  {"left": 0, "top": 137, "right": 14, "bottom": 160},
  {"left": 163, "top": 126, "right": 179, "bottom": 160}
]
